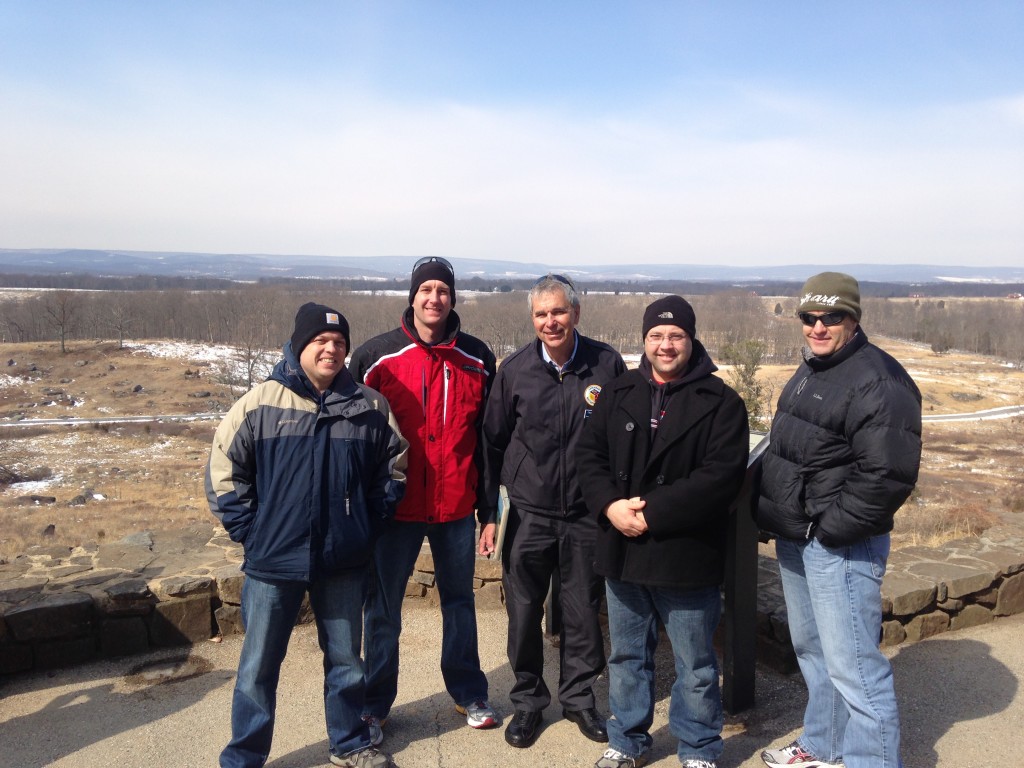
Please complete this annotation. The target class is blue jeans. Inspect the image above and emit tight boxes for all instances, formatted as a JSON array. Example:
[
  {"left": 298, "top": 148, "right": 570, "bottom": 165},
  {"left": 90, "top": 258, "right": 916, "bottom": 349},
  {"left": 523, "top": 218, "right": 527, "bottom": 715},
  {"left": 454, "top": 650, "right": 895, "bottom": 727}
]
[
  {"left": 605, "top": 578, "right": 723, "bottom": 764},
  {"left": 775, "top": 535, "right": 902, "bottom": 768},
  {"left": 363, "top": 515, "right": 487, "bottom": 718},
  {"left": 220, "top": 570, "right": 370, "bottom": 768}
]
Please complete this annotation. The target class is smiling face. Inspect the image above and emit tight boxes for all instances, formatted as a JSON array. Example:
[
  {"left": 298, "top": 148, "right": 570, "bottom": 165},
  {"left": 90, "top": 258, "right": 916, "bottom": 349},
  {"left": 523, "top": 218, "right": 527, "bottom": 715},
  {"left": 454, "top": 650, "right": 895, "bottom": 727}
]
[
  {"left": 298, "top": 330, "right": 347, "bottom": 392},
  {"left": 531, "top": 287, "right": 580, "bottom": 364},
  {"left": 644, "top": 324, "right": 693, "bottom": 383},
  {"left": 801, "top": 312, "right": 858, "bottom": 357},
  {"left": 411, "top": 279, "right": 453, "bottom": 338}
]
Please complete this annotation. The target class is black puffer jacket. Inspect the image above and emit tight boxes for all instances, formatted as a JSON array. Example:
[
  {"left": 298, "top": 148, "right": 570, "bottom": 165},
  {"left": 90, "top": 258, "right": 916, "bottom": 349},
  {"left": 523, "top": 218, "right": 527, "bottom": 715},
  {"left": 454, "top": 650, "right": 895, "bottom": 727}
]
[
  {"left": 576, "top": 344, "right": 749, "bottom": 589},
  {"left": 757, "top": 330, "right": 922, "bottom": 547}
]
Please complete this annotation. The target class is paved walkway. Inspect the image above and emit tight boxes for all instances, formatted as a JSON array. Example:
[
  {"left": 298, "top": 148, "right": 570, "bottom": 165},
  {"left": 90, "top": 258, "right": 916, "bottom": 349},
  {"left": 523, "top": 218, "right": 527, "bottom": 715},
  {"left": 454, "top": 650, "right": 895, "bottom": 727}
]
[{"left": 0, "top": 607, "right": 1021, "bottom": 767}]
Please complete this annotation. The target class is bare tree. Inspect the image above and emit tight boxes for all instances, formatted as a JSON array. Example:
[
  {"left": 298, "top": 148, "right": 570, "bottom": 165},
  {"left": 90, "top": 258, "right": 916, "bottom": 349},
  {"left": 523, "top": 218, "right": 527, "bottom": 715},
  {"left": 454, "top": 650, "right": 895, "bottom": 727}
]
[{"left": 44, "top": 291, "right": 78, "bottom": 353}]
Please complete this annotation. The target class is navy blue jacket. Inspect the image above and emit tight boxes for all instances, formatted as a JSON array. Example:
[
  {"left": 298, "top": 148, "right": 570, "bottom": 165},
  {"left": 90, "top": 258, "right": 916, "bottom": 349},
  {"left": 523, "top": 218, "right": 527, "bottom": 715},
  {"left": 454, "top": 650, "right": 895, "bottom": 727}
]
[{"left": 206, "top": 343, "right": 407, "bottom": 581}]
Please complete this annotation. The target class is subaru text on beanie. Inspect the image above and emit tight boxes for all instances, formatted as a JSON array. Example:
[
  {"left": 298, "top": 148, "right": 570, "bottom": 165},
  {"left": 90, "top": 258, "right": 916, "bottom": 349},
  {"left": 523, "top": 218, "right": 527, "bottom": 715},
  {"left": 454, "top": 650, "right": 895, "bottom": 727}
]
[
  {"left": 290, "top": 302, "right": 351, "bottom": 354},
  {"left": 642, "top": 295, "right": 697, "bottom": 340},
  {"left": 797, "top": 272, "right": 862, "bottom": 322},
  {"left": 409, "top": 259, "right": 456, "bottom": 307}
]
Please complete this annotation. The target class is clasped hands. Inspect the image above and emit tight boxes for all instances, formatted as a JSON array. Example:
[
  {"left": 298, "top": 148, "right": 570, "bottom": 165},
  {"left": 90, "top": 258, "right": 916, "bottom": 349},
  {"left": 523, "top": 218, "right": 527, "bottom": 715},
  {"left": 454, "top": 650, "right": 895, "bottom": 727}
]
[{"left": 604, "top": 496, "right": 648, "bottom": 537}]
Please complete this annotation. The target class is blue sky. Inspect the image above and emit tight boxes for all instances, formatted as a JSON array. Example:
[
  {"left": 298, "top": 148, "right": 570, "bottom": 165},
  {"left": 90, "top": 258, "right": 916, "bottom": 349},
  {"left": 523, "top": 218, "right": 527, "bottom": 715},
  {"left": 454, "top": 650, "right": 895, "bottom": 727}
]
[{"left": 2, "top": 1, "right": 1021, "bottom": 267}]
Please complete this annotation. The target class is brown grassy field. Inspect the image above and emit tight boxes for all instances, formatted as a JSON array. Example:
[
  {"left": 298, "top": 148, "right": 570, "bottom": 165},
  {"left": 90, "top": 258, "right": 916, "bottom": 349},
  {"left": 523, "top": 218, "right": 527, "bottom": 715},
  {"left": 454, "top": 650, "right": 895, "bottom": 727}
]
[{"left": 1, "top": 336, "right": 1023, "bottom": 561}]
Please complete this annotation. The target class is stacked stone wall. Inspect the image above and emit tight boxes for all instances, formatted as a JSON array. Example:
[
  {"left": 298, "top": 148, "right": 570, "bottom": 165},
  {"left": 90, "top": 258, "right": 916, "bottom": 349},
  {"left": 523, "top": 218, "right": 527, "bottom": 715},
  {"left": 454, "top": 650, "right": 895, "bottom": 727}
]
[{"left": 2, "top": 524, "right": 1022, "bottom": 676}]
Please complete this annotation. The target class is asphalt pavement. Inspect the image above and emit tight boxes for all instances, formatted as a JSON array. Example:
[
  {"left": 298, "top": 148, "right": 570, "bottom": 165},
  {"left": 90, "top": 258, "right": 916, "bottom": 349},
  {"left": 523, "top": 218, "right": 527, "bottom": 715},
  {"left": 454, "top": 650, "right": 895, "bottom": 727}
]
[{"left": 1, "top": 607, "right": 1021, "bottom": 767}]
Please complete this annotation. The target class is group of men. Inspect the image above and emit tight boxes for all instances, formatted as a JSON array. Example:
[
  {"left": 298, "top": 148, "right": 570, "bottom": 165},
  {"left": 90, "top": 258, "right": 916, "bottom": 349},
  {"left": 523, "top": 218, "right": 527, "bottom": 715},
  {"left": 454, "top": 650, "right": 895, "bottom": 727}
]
[{"left": 207, "top": 263, "right": 922, "bottom": 768}]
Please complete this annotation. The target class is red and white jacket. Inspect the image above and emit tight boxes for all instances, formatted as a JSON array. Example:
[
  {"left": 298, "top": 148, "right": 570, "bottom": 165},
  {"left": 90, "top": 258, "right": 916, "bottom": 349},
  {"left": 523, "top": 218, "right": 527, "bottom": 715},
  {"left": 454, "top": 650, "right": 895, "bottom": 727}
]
[{"left": 350, "top": 307, "right": 496, "bottom": 524}]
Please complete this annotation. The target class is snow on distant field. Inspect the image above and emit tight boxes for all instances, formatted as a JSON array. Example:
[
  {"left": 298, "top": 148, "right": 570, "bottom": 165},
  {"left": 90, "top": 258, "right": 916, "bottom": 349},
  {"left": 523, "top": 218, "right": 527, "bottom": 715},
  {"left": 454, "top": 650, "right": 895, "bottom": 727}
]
[{"left": 129, "top": 340, "right": 277, "bottom": 384}]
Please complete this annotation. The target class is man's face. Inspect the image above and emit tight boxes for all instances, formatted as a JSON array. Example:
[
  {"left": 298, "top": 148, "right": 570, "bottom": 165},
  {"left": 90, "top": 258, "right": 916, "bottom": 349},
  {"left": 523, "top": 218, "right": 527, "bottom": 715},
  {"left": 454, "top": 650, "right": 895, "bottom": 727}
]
[
  {"left": 644, "top": 324, "right": 692, "bottom": 383},
  {"left": 299, "top": 331, "right": 347, "bottom": 392},
  {"left": 531, "top": 288, "right": 580, "bottom": 358},
  {"left": 801, "top": 311, "right": 858, "bottom": 357},
  {"left": 412, "top": 279, "right": 452, "bottom": 332}
]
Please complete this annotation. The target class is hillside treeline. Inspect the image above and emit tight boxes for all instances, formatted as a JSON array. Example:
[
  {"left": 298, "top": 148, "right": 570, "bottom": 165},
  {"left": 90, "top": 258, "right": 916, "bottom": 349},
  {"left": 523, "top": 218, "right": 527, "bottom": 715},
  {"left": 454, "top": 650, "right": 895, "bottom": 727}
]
[{"left": 2, "top": 286, "right": 1022, "bottom": 367}]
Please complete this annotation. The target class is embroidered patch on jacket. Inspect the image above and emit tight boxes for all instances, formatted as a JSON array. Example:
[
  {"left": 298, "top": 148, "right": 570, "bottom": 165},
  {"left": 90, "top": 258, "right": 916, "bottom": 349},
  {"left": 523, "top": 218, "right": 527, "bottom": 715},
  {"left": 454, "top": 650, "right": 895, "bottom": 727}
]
[{"left": 584, "top": 384, "right": 602, "bottom": 406}]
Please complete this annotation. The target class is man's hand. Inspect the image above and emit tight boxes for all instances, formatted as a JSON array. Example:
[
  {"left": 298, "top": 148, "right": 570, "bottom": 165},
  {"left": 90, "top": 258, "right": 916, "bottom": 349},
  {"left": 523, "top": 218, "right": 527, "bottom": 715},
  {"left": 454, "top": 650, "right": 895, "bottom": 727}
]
[
  {"left": 604, "top": 497, "right": 648, "bottom": 537},
  {"left": 478, "top": 522, "right": 497, "bottom": 557}
]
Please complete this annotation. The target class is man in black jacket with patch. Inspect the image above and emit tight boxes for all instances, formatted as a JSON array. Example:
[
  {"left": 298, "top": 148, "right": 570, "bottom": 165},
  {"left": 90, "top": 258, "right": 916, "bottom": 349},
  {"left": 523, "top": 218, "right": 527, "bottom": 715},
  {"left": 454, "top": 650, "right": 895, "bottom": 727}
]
[
  {"left": 757, "top": 272, "right": 921, "bottom": 768},
  {"left": 577, "top": 295, "right": 748, "bottom": 768},
  {"left": 481, "top": 274, "right": 626, "bottom": 749}
]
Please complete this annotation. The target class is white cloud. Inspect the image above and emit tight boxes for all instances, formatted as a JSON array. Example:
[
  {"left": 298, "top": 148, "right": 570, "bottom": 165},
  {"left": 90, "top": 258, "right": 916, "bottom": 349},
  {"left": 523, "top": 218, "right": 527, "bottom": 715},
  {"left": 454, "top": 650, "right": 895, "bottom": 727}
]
[{"left": 1, "top": 77, "right": 1021, "bottom": 266}]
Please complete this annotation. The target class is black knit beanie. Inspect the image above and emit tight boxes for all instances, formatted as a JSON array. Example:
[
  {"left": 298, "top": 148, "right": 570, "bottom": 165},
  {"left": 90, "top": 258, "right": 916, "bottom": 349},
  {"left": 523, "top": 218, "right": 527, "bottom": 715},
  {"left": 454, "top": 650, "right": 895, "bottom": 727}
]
[
  {"left": 642, "top": 295, "right": 697, "bottom": 340},
  {"left": 408, "top": 259, "right": 456, "bottom": 307},
  {"left": 290, "top": 302, "right": 350, "bottom": 354}
]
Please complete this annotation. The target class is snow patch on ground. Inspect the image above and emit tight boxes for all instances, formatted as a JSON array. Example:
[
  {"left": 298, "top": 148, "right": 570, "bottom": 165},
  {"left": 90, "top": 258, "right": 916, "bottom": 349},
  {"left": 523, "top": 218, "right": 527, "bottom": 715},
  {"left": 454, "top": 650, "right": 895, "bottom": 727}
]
[
  {"left": 129, "top": 340, "right": 276, "bottom": 384},
  {"left": 0, "top": 374, "right": 26, "bottom": 390}
]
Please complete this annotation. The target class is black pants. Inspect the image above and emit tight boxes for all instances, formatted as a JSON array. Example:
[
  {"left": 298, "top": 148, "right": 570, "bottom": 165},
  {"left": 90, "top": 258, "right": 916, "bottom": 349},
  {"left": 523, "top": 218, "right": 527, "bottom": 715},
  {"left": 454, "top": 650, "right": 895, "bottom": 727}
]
[{"left": 502, "top": 505, "right": 606, "bottom": 712}]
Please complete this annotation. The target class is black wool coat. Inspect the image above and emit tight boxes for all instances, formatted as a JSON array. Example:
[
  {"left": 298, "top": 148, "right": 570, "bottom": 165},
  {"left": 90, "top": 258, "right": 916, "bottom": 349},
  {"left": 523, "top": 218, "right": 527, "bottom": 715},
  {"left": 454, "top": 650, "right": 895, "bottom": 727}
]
[{"left": 576, "top": 348, "right": 749, "bottom": 589}]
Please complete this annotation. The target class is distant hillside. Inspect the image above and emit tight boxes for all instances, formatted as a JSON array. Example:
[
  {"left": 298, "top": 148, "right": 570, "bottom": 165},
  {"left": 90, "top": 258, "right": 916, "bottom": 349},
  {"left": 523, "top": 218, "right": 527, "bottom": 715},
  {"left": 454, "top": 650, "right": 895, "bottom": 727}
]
[{"left": 1, "top": 247, "right": 1023, "bottom": 285}]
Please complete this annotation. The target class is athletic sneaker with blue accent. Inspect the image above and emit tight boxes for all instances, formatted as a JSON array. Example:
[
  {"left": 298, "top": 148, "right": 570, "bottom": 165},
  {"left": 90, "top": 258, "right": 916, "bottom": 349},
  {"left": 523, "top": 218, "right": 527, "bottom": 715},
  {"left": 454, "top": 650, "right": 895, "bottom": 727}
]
[
  {"left": 760, "top": 741, "right": 844, "bottom": 767},
  {"left": 455, "top": 699, "right": 500, "bottom": 729}
]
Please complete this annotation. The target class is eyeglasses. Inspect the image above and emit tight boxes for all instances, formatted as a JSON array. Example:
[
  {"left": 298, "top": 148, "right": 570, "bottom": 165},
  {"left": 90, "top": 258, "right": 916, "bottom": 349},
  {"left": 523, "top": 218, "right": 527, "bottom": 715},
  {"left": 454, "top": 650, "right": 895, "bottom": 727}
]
[
  {"left": 645, "top": 332, "right": 689, "bottom": 345},
  {"left": 534, "top": 273, "right": 576, "bottom": 290},
  {"left": 413, "top": 256, "right": 455, "bottom": 278},
  {"left": 798, "top": 311, "right": 847, "bottom": 327}
]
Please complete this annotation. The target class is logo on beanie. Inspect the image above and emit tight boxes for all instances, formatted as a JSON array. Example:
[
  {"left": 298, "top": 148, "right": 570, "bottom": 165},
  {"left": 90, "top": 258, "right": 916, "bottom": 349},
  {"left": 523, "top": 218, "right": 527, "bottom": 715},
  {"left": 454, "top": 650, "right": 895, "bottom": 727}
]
[
  {"left": 658, "top": 311, "right": 673, "bottom": 319},
  {"left": 325, "top": 312, "right": 340, "bottom": 325},
  {"left": 801, "top": 293, "right": 842, "bottom": 308}
]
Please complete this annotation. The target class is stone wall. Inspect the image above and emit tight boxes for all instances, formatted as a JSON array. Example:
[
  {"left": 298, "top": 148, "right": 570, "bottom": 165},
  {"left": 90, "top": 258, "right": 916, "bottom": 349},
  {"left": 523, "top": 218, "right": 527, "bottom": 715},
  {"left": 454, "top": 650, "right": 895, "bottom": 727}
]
[{"left": 2, "top": 523, "right": 1023, "bottom": 676}]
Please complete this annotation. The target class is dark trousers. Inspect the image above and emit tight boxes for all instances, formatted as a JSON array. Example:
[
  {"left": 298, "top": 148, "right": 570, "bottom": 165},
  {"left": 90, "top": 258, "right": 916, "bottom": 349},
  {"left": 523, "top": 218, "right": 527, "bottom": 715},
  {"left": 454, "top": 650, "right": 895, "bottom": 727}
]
[{"left": 502, "top": 505, "right": 606, "bottom": 712}]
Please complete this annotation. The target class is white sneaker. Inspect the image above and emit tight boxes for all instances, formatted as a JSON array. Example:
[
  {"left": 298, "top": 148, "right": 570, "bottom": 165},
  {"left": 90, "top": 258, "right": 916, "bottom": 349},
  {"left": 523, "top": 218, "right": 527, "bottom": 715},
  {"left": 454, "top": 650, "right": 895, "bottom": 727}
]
[
  {"left": 682, "top": 760, "right": 718, "bottom": 768},
  {"left": 455, "top": 699, "right": 499, "bottom": 728},
  {"left": 595, "top": 747, "right": 648, "bottom": 768},
  {"left": 761, "top": 741, "right": 843, "bottom": 767}
]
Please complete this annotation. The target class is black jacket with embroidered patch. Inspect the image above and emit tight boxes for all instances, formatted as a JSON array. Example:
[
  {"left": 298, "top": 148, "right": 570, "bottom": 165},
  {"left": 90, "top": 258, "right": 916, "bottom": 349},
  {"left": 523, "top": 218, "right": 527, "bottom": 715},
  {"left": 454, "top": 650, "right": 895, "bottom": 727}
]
[{"left": 481, "top": 333, "right": 626, "bottom": 521}]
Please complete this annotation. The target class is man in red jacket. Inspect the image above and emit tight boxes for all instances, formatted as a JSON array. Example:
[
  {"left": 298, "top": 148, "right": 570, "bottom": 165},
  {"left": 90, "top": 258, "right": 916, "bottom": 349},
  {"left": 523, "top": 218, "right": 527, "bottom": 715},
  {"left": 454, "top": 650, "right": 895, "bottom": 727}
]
[{"left": 350, "top": 257, "right": 499, "bottom": 745}]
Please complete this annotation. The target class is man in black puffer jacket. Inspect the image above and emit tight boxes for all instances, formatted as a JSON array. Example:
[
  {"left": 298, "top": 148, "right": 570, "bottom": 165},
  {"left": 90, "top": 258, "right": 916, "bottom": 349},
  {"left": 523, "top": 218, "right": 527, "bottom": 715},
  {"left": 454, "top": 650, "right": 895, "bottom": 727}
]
[{"left": 757, "top": 272, "right": 922, "bottom": 768}]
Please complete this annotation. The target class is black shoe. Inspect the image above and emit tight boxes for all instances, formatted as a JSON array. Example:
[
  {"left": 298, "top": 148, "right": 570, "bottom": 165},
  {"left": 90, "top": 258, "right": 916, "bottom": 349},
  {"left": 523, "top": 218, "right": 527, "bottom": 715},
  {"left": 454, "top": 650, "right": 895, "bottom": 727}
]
[
  {"left": 563, "top": 707, "right": 608, "bottom": 743},
  {"left": 504, "top": 709, "right": 542, "bottom": 748}
]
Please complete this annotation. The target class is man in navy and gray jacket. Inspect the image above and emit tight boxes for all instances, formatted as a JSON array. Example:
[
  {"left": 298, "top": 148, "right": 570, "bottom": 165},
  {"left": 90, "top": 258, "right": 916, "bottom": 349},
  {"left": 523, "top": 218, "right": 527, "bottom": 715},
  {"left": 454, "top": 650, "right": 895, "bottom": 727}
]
[{"left": 207, "top": 302, "right": 407, "bottom": 768}]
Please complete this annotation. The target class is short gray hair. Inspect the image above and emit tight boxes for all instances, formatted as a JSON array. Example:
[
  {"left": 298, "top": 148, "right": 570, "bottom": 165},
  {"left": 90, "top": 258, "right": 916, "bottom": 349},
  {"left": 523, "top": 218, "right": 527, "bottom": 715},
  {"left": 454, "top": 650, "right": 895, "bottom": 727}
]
[{"left": 528, "top": 274, "right": 580, "bottom": 312}]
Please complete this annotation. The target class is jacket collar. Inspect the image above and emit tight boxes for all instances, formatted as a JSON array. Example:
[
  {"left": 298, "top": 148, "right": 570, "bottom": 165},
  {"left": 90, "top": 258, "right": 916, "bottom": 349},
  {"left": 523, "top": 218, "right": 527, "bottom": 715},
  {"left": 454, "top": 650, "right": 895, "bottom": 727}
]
[
  {"left": 803, "top": 327, "right": 867, "bottom": 371},
  {"left": 276, "top": 342, "right": 361, "bottom": 410},
  {"left": 637, "top": 338, "right": 718, "bottom": 390},
  {"left": 401, "top": 305, "right": 461, "bottom": 348}
]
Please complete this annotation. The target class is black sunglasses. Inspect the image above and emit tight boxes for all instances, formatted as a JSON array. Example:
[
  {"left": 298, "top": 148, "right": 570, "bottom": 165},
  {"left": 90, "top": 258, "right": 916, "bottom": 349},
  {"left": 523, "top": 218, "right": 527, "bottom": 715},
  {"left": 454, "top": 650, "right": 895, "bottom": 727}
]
[
  {"left": 798, "top": 311, "right": 847, "bottom": 327},
  {"left": 413, "top": 256, "right": 455, "bottom": 278},
  {"left": 534, "top": 273, "right": 576, "bottom": 290}
]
